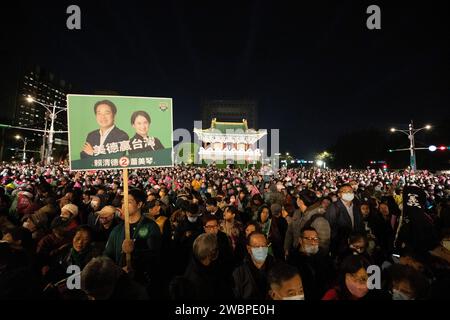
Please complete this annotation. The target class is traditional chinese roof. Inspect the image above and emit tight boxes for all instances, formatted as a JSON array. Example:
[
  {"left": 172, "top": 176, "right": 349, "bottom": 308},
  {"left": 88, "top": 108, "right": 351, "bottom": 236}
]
[
  {"left": 194, "top": 118, "right": 267, "bottom": 144},
  {"left": 212, "top": 118, "right": 248, "bottom": 133}
]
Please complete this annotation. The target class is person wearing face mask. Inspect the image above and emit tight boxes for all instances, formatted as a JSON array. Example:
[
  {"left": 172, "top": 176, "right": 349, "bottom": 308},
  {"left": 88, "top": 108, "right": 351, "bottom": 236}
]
[
  {"left": 287, "top": 227, "right": 335, "bottom": 300},
  {"left": 324, "top": 184, "right": 366, "bottom": 257},
  {"left": 173, "top": 203, "right": 204, "bottom": 274},
  {"left": 385, "top": 264, "right": 430, "bottom": 300},
  {"left": 268, "top": 263, "right": 304, "bottom": 300},
  {"left": 285, "top": 191, "right": 330, "bottom": 257},
  {"left": 50, "top": 204, "right": 80, "bottom": 237},
  {"left": 86, "top": 195, "right": 103, "bottom": 225},
  {"left": 232, "top": 232, "right": 275, "bottom": 299},
  {"left": 337, "top": 232, "right": 376, "bottom": 267},
  {"left": 322, "top": 255, "right": 372, "bottom": 300}
]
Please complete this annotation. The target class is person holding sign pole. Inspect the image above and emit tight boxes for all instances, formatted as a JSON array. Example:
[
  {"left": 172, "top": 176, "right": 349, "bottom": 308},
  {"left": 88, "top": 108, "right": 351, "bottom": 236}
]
[
  {"left": 104, "top": 188, "right": 162, "bottom": 294},
  {"left": 80, "top": 100, "right": 129, "bottom": 159}
]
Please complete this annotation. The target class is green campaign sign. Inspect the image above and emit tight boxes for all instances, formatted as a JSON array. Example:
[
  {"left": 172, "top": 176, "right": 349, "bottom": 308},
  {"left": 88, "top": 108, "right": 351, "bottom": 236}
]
[{"left": 67, "top": 95, "right": 173, "bottom": 171}]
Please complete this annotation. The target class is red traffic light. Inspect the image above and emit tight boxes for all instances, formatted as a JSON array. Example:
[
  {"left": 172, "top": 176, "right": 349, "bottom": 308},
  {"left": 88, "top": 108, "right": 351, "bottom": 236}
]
[{"left": 439, "top": 146, "right": 446, "bottom": 151}]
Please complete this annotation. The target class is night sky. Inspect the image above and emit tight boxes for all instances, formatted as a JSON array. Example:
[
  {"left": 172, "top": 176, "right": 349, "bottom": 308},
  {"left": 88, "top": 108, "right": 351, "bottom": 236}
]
[{"left": 2, "top": 0, "right": 449, "bottom": 159}]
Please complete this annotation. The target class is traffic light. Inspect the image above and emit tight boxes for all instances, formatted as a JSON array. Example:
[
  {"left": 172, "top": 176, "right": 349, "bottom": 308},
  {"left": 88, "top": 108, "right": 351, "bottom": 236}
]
[{"left": 428, "top": 145, "right": 449, "bottom": 152}]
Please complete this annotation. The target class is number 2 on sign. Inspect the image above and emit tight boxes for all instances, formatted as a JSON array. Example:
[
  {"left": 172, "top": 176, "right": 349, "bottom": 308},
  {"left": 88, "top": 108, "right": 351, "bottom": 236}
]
[{"left": 120, "top": 157, "right": 130, "bottom": 167}]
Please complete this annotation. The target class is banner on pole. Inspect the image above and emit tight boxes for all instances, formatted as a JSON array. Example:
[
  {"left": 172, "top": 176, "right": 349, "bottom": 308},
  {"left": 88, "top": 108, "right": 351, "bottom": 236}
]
[{"left": 67, "top": 94, "right": 173, "bottom": 171}]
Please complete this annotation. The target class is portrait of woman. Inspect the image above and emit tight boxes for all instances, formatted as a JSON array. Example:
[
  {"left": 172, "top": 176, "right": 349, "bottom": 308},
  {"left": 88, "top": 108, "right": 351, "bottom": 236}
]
[{"left": 129, "top": 110, "right": 164, "bottom": 154}]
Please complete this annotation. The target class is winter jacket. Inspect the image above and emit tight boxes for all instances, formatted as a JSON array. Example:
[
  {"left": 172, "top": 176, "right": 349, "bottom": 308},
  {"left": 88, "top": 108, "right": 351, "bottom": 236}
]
[
  {"left": 179, "top": 256, "right": 234, "bottom": 300},
  {"left": 287, "top": 249, "right": 335, "bottom": 300},
  {"left": 232, "top": 255, "right": 275, "bottom": 300},
  {"left": 324, "top": 200, "right": 365, "bottom": 255},
  {"left": 284, "top": 206, "right": 331, "bottom": 253}
]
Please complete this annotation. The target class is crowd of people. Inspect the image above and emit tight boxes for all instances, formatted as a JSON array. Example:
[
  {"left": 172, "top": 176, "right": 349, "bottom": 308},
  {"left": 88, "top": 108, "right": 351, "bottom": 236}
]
[{"left": 1, "top": 162, "right": 449, "bottom": 300}]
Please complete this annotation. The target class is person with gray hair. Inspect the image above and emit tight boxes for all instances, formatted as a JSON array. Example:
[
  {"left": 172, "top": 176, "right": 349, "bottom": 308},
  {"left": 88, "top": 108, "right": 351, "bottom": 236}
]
[
  {"left": 192, "top": 233, "right": 219, "bottom": 265},
  {"left": 81, "top": 256, "right": 148, "bottom": 300},
  {"left": 171, "top": 233, "right": 233, "bottom": 300}
]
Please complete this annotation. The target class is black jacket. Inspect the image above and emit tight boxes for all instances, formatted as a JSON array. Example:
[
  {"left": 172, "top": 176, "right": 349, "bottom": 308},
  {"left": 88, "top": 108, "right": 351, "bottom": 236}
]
[
  {"left": 172, "top": 218, "right": 204, "bottom": 274},
  {"left": 324, "top": 200, "right": 366, "bottom": 254},
  {"left": 232, "top": 255, "right": 275, "bottom": 300},
  {"left": 206, "top": 208, "right": 224, "bottom": 221},
  {"left": 80, "top": 126, "right": 129, "bottom": 159},
  {"left": 178, "top": 256, "right": 234, "bottom": 300},
  {"left": 287, "top": 249, "right": 335, "bottom": 301},
  {"left": 109, "top": 272, "right": 149, "bottom": 300},
  {"left": 216, "top": 231, "right": 235, "bottom": 277}
]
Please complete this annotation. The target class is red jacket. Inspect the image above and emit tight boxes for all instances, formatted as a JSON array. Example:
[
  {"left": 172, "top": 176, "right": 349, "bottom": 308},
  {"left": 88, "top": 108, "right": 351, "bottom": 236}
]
[{"left": 322, "top": 288, "right": 339, "bottom": 300}]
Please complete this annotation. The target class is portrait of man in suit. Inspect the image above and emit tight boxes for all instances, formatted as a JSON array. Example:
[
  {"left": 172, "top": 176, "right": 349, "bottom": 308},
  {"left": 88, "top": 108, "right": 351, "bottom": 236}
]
[{"left": 80, "top": 100, "right": 129, "bottom": 159}]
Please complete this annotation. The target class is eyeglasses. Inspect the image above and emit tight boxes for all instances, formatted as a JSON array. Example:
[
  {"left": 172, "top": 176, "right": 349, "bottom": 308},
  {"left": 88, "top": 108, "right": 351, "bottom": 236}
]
[
  {"left": 205, "top": 225, "right": 218, "bottom": 229},
  {"left": 302, "top": 237, "right": 320, "bottom": 242},
  {"left": 350, "top": 274, "right": 368, "bottom": 284}
]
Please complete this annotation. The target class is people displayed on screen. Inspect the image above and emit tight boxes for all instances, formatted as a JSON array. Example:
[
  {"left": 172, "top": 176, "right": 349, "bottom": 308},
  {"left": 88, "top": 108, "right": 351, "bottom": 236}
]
[
  {"left": 80, "top": 100, "right": 130, "bottom": 159},
  {"left": 129, "top": 110, "right": 164, "bottom": 155}
]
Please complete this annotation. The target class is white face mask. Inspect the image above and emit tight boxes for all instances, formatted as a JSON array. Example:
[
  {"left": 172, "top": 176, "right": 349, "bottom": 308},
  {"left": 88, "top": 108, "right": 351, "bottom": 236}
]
[
  {"left": 392, "top": 289, "right": 413, "bottom": 301},
  {"left": 341, "top": 192, "right": 355, "bottom": 202},
  {"left": 283, "top": 295, "right": 305, "bottom": 301},
  {"left": 187, "top": 216, "right": 198, "bottom": 223}
]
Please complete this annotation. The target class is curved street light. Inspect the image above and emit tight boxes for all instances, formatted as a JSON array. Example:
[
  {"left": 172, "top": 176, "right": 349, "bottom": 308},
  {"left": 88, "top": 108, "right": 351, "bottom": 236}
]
[{"left": 389, "top": 121, "right": 432, "bottom": 171}]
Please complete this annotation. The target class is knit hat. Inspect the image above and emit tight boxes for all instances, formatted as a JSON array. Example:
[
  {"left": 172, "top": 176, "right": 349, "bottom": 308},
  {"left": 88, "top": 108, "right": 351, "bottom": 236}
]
[{"left": 61, "top": 203, "right": 78, "bottom": 217}]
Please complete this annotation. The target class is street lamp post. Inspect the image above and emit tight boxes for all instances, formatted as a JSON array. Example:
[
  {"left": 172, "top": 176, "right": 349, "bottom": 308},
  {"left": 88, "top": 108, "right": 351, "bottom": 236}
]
[
  {"left": 41, "top": 114, "right": 48, "bottom": 163},
  {"left": 390, "top": 121, "right": 431, "bottom": 171},
  {"left": 15, "top": 135, "right": 28, "bottom": 162},
  {"left": 26, "top": 96, "right": 66, "bottom": 164}
]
